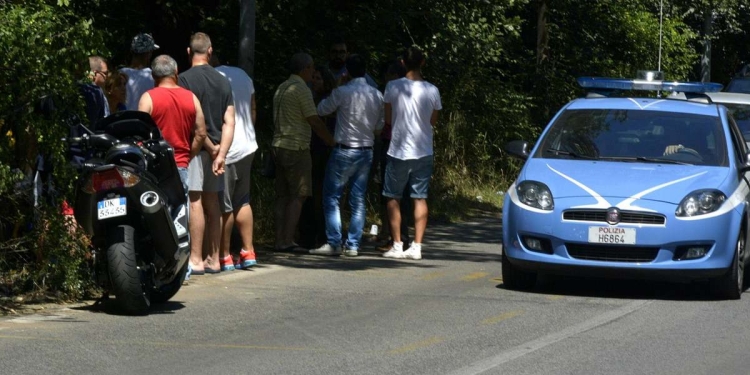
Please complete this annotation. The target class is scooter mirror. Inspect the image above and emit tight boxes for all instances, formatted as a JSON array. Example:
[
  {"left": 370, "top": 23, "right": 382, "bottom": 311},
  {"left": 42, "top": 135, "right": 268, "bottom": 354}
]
[{"left": 35, "top": 95, "right": 56, "bottom": 119}]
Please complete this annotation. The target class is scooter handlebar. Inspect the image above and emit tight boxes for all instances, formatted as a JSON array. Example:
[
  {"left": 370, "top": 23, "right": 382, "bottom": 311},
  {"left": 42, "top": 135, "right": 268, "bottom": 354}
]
[{"left": 138, "top": 144, "right": 157, "bottom": 160}]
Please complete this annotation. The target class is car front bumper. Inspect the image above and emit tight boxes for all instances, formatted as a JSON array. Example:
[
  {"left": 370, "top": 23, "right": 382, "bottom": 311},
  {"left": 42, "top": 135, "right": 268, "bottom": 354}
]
[{"left": 502, "top": 197, "right": 743, "bottom": 281}]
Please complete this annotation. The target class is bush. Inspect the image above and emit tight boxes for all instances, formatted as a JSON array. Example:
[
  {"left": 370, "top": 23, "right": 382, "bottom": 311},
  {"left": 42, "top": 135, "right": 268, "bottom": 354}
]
[{"left": 0, "top": 1, "right": 104, "bottom": 299}]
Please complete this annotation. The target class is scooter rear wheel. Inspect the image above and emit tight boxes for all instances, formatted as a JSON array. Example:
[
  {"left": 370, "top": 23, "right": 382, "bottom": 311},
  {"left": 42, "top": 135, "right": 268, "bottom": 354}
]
[{"left": 107, "top": 225, "right": 150, "bottom": 315}]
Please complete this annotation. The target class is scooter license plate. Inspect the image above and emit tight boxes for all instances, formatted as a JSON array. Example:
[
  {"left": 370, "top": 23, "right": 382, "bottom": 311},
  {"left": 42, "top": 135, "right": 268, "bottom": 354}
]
[{"left": 97, "top": 197, "right": 127, "bottom": 220}]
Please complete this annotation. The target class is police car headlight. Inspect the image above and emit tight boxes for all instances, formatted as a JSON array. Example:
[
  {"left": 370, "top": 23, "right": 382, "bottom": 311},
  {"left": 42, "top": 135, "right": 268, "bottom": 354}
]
[
  {"left": 517, "top": 181, "right": 554, "bottom": 211},
  {"left": 675, "top": 190, "right": 726, "bottom": 217}
]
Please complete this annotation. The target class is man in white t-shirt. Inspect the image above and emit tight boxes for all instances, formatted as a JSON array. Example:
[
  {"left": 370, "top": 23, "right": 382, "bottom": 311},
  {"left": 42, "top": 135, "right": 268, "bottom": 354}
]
[
  {"left": 214, "top": 62, "right": 259, "bottom": 271},
  {"left": 381, "top": 47, "right": 442, "bottom": 260},
  {"left": 120, "top": 33, "right": 158, "bottom": 110}
]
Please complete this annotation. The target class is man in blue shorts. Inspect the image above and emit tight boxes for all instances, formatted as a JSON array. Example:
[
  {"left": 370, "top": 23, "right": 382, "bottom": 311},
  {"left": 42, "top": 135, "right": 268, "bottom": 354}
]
[{"left": 382, "top": 47, "right": 442, "bottom": 260}]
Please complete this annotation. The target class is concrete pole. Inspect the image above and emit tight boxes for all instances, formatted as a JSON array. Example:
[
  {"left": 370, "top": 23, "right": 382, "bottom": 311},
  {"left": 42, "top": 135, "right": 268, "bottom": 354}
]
[
  {"left": 700, "top": 10, "right": 714, "bottom": 83},
  {"left": 238, "top": 0, "right": 255, "bottom": 77}
]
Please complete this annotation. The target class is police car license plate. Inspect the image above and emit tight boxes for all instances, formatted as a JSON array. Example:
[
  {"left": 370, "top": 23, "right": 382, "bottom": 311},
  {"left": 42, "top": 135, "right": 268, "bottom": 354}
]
[
  {"left": 588, "top": 226, "right": 635, "bottom": 244},
  {"left": 97, "top": 197, "right": 127, "bottom": 220}
]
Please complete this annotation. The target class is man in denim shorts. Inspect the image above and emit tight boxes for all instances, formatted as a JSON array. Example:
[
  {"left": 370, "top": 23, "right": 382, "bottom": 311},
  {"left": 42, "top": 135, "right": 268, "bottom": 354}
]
[{"left": 382, "top": 47, "right": 442, "bottom": 260}]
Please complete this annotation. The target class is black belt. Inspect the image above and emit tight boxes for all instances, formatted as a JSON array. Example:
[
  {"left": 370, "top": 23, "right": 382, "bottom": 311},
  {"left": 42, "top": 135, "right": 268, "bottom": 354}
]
[{"left": 336, "top": 144, "right": 372, "bottom": 150}]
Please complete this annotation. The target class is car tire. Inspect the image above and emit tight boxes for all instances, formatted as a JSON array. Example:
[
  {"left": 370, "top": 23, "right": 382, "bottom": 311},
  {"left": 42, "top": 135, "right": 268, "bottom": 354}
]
[
  {"left": 502, "top": 252, "right": 537, "bottom": 290},
  {"left": 713, "top": 229, "right": 746, "bottom": 300}
]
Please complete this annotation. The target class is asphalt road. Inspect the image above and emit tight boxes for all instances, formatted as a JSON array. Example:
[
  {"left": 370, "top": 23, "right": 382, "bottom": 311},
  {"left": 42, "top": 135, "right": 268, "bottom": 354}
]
[{"left": 2, "top": 211, "right": 750, "bottom": 375}]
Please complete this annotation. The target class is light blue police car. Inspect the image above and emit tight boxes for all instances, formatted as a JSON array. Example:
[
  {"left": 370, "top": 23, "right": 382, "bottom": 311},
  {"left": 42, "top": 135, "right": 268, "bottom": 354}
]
[{"left": 502, "top": 73, "right": 750, "bottom": 299}]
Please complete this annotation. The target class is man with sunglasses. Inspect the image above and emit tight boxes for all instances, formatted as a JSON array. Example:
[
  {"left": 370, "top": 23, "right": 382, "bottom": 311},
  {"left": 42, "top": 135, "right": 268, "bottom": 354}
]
[
  {"left": 89, "top": 56, "right": 110, "bottom": 89},
  {"left": 79, "top": 55, "right": 110, "bottom": 126},
  {"left": 327, "top": 38, "right": 377, "bottom": 88}
]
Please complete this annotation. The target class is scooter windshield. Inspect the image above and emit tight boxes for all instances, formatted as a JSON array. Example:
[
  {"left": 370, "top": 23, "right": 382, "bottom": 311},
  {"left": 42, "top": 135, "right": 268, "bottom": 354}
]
[{"left": 94, "top": 110, "right": 162, "bottom": 141}]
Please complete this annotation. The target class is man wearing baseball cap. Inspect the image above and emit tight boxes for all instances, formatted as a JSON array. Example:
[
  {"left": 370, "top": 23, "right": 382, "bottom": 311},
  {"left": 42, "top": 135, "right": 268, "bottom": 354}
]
[{"left": 120, "top": 33, "right": 159, "bottom": 110}]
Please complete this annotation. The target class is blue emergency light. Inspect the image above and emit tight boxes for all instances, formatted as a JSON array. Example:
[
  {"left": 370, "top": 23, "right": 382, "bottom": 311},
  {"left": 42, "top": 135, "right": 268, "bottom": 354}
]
[{"left": 577, "top": 76, "right": 723, "bottom": 93}]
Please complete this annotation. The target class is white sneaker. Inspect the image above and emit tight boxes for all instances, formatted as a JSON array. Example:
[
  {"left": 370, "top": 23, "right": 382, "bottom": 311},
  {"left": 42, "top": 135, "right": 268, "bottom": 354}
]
[
  {"left": 309, "top": 243, "right": 340, "bottom": 256},
  {"left": 403, "top": 242, "right": 422, "bottom": 260},
  {"left": 383, "top": 241, "right": 405, "bottom": 259},
  {"left": 343, "top": 248, "right": 358, "bottom": 257}
]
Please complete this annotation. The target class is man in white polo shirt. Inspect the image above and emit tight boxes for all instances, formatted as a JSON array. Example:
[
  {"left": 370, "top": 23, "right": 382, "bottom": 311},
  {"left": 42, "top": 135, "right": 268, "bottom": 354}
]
[
  {"left": 381, "top": 47, "right": 442, "bottom": 260},
  {"left": 309, "top": 54, "right": 384, "bottom": 257}
]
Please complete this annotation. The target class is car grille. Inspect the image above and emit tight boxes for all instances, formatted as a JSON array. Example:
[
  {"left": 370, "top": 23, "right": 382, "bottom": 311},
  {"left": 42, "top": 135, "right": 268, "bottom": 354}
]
[
  {"left": 566, "top": 243, "right": 659, "bottom": 262},
  {"left": 563, "top": 209, "right": 666, "bottom": 225}
]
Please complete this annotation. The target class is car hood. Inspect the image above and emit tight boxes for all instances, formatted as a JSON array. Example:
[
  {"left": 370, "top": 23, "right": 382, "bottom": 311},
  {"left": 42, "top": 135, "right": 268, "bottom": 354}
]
[{"left": 519, "top": 159, "right": 732, "bottom": 205}]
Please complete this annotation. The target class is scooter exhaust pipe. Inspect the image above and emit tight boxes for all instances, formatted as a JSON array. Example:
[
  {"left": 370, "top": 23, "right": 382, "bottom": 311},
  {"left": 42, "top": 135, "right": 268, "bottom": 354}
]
[
  {"left": 139, "top": 191, "right": 179, "bottom": 266},
  {"left": 140, "top": 191, "right": 161, "bottom": 213}
]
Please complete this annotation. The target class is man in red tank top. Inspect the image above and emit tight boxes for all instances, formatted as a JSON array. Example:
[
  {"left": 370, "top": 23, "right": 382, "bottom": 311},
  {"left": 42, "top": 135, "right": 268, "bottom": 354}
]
[{"left": 137, "top": 54, "right": 208, "bottom": 190}]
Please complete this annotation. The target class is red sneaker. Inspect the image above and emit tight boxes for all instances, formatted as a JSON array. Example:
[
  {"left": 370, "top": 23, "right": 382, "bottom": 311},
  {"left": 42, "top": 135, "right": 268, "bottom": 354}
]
[
  {"left": 220, "top": 255, "right": 236, "bottom": 271},
  {"left": 238, "top": 249, "right": 257, "bottom": 269}
]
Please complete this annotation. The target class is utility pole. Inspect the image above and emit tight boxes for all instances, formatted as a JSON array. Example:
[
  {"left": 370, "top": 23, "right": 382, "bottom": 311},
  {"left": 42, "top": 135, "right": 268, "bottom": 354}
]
[
  {"left": 239, "top": 0, "right": 255, "bottom": 77},
  {"left": 535, "top": 0, "right": 549, "bottom": 69},
  {"left": 700, "top": 10, "right": 714, "bottom": 82}
]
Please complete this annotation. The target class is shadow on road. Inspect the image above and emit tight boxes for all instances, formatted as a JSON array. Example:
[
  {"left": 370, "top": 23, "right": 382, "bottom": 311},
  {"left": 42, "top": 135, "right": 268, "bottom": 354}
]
[
  {"left": 496, "top": 274, "right": 730, "bottom": 302},
  {"left": 255, "top": 210, "right": 502, "bottom": 272},
  {"left": 71, "top": 299, "right": 186, "bottom": 316}
]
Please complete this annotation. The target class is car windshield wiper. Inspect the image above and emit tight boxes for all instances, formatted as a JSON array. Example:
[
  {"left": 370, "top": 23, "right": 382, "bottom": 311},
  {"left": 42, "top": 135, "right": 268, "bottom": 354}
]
[
  {"left": 598, "top": 156, "right": 692, "bottom": 165},
  {"left": 546, "top": 148, "right": 598, "bottom": 160}
]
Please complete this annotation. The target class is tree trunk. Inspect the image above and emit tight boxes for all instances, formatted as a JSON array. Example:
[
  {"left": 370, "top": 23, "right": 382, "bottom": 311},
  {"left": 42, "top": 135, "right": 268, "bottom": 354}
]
[
  {"left": 536, "top": 0, "right": 549, "bottom": 69},
  {"left": 238, "top": 0, "right": 255, "bottom": 77},
  {"left": 700, "top": 10, "right": 714, "bottom": 82}
]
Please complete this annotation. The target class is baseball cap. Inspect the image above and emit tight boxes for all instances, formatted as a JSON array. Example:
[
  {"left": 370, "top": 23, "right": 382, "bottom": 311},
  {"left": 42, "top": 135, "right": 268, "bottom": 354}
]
[{"left": 131, "top": 33, "right": 159, "bottom": 54}]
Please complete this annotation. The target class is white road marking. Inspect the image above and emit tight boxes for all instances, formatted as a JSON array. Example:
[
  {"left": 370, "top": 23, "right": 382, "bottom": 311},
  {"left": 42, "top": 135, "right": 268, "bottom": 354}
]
[
  {"left": 448, "top": 300, "right": 651, "bottom": 375},
  {"left": 7, "top": 314, "right": 75, "bottom": 324}
]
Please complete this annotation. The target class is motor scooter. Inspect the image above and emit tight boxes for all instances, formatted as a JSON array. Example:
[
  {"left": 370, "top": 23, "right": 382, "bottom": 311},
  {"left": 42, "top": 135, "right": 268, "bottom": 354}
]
[{"left": 68, "top": 111, "right": 189, "bottom": 314}]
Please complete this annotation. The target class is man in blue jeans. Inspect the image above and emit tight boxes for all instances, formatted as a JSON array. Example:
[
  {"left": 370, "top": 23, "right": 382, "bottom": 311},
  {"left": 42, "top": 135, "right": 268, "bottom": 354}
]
[{"left": 309, "top": 54, "right": 384, "bottom": 257}]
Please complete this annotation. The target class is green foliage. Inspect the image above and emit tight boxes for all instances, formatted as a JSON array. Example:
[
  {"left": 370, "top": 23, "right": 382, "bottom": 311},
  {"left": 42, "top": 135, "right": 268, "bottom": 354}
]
[{"left": 0, "top": 0, "right": 102, "bottom": 298}]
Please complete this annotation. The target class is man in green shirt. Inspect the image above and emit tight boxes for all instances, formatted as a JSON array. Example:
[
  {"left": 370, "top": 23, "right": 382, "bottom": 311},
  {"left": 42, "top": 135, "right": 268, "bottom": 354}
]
[{"left": 273, "top": 52, "right": 335, "bottom": 252}]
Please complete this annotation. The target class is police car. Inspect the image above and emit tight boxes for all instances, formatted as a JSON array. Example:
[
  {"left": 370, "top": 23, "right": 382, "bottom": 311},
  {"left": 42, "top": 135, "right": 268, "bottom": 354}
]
[{"left": 501, "top": 72, "right": 750, "bottom": 299}]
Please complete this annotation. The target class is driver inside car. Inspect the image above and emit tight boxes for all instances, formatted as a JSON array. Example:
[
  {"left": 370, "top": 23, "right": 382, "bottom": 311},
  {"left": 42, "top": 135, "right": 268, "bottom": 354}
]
[{"left": 662, "top": 122, "right": 705, "bottom": 159}]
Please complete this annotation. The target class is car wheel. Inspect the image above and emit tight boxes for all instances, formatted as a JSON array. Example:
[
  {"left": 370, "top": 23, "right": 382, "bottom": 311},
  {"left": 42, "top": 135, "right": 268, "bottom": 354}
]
[
  {"left": 713, "top": 229, "right": 746, "bottom": 300},
  {"left": 502, "top": 252, "right": 537, "bottom": 290}
]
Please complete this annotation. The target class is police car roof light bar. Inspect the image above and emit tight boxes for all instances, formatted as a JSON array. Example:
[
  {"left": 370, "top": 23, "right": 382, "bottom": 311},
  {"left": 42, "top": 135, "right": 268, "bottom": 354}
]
[{"left": 577, "top": 77, "right": 723, "bottom": 93}]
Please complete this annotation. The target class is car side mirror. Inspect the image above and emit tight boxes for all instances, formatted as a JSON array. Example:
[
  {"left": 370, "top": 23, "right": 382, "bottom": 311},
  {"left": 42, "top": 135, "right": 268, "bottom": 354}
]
[{"left": 505, "top": 140, "right": 531, "bottom": 161}]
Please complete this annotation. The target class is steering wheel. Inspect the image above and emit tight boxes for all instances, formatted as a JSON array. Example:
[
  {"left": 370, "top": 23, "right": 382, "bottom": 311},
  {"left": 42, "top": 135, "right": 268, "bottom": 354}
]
[{"left": 675, "top": 147, "right": 702, "bottom": 159}]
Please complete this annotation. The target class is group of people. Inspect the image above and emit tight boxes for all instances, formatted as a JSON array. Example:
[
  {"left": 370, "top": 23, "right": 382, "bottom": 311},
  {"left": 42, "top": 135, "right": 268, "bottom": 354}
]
[
  {"left": 80, "top": 32, "right": 258, "bottom": 277},
  {"left": 78, "top": 32, "right": 441, "bottom": 280},
  {"left": 272, "top": 42, "right": 441, "bottom": 260}
]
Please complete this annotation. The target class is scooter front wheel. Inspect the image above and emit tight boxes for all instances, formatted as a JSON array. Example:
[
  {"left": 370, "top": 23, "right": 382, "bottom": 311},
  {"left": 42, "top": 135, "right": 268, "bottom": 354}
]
[{"left": 107, "top": 225, "right": 150, "bottom": 315}]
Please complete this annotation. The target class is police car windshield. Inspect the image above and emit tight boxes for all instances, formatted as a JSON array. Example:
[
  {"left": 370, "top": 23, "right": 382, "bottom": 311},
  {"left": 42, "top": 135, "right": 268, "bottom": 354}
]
[{"left": 536, "top": 109, "right": 727, "bottom": 167}]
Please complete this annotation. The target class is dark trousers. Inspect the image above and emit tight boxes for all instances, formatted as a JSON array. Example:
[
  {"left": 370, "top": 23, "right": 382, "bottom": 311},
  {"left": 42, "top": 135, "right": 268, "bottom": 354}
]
[{"left": 299, "top": 147, "right": 331, "bottom": 248}]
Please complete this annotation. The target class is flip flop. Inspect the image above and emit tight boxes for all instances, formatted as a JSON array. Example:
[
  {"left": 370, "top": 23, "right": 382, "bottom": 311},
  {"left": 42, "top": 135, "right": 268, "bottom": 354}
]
[
  {"left": 204, "top": 268, "right": 221, "bottom": 274},
  {"left": 190, "top": 269, "right": 206, "bottom": 276}
]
